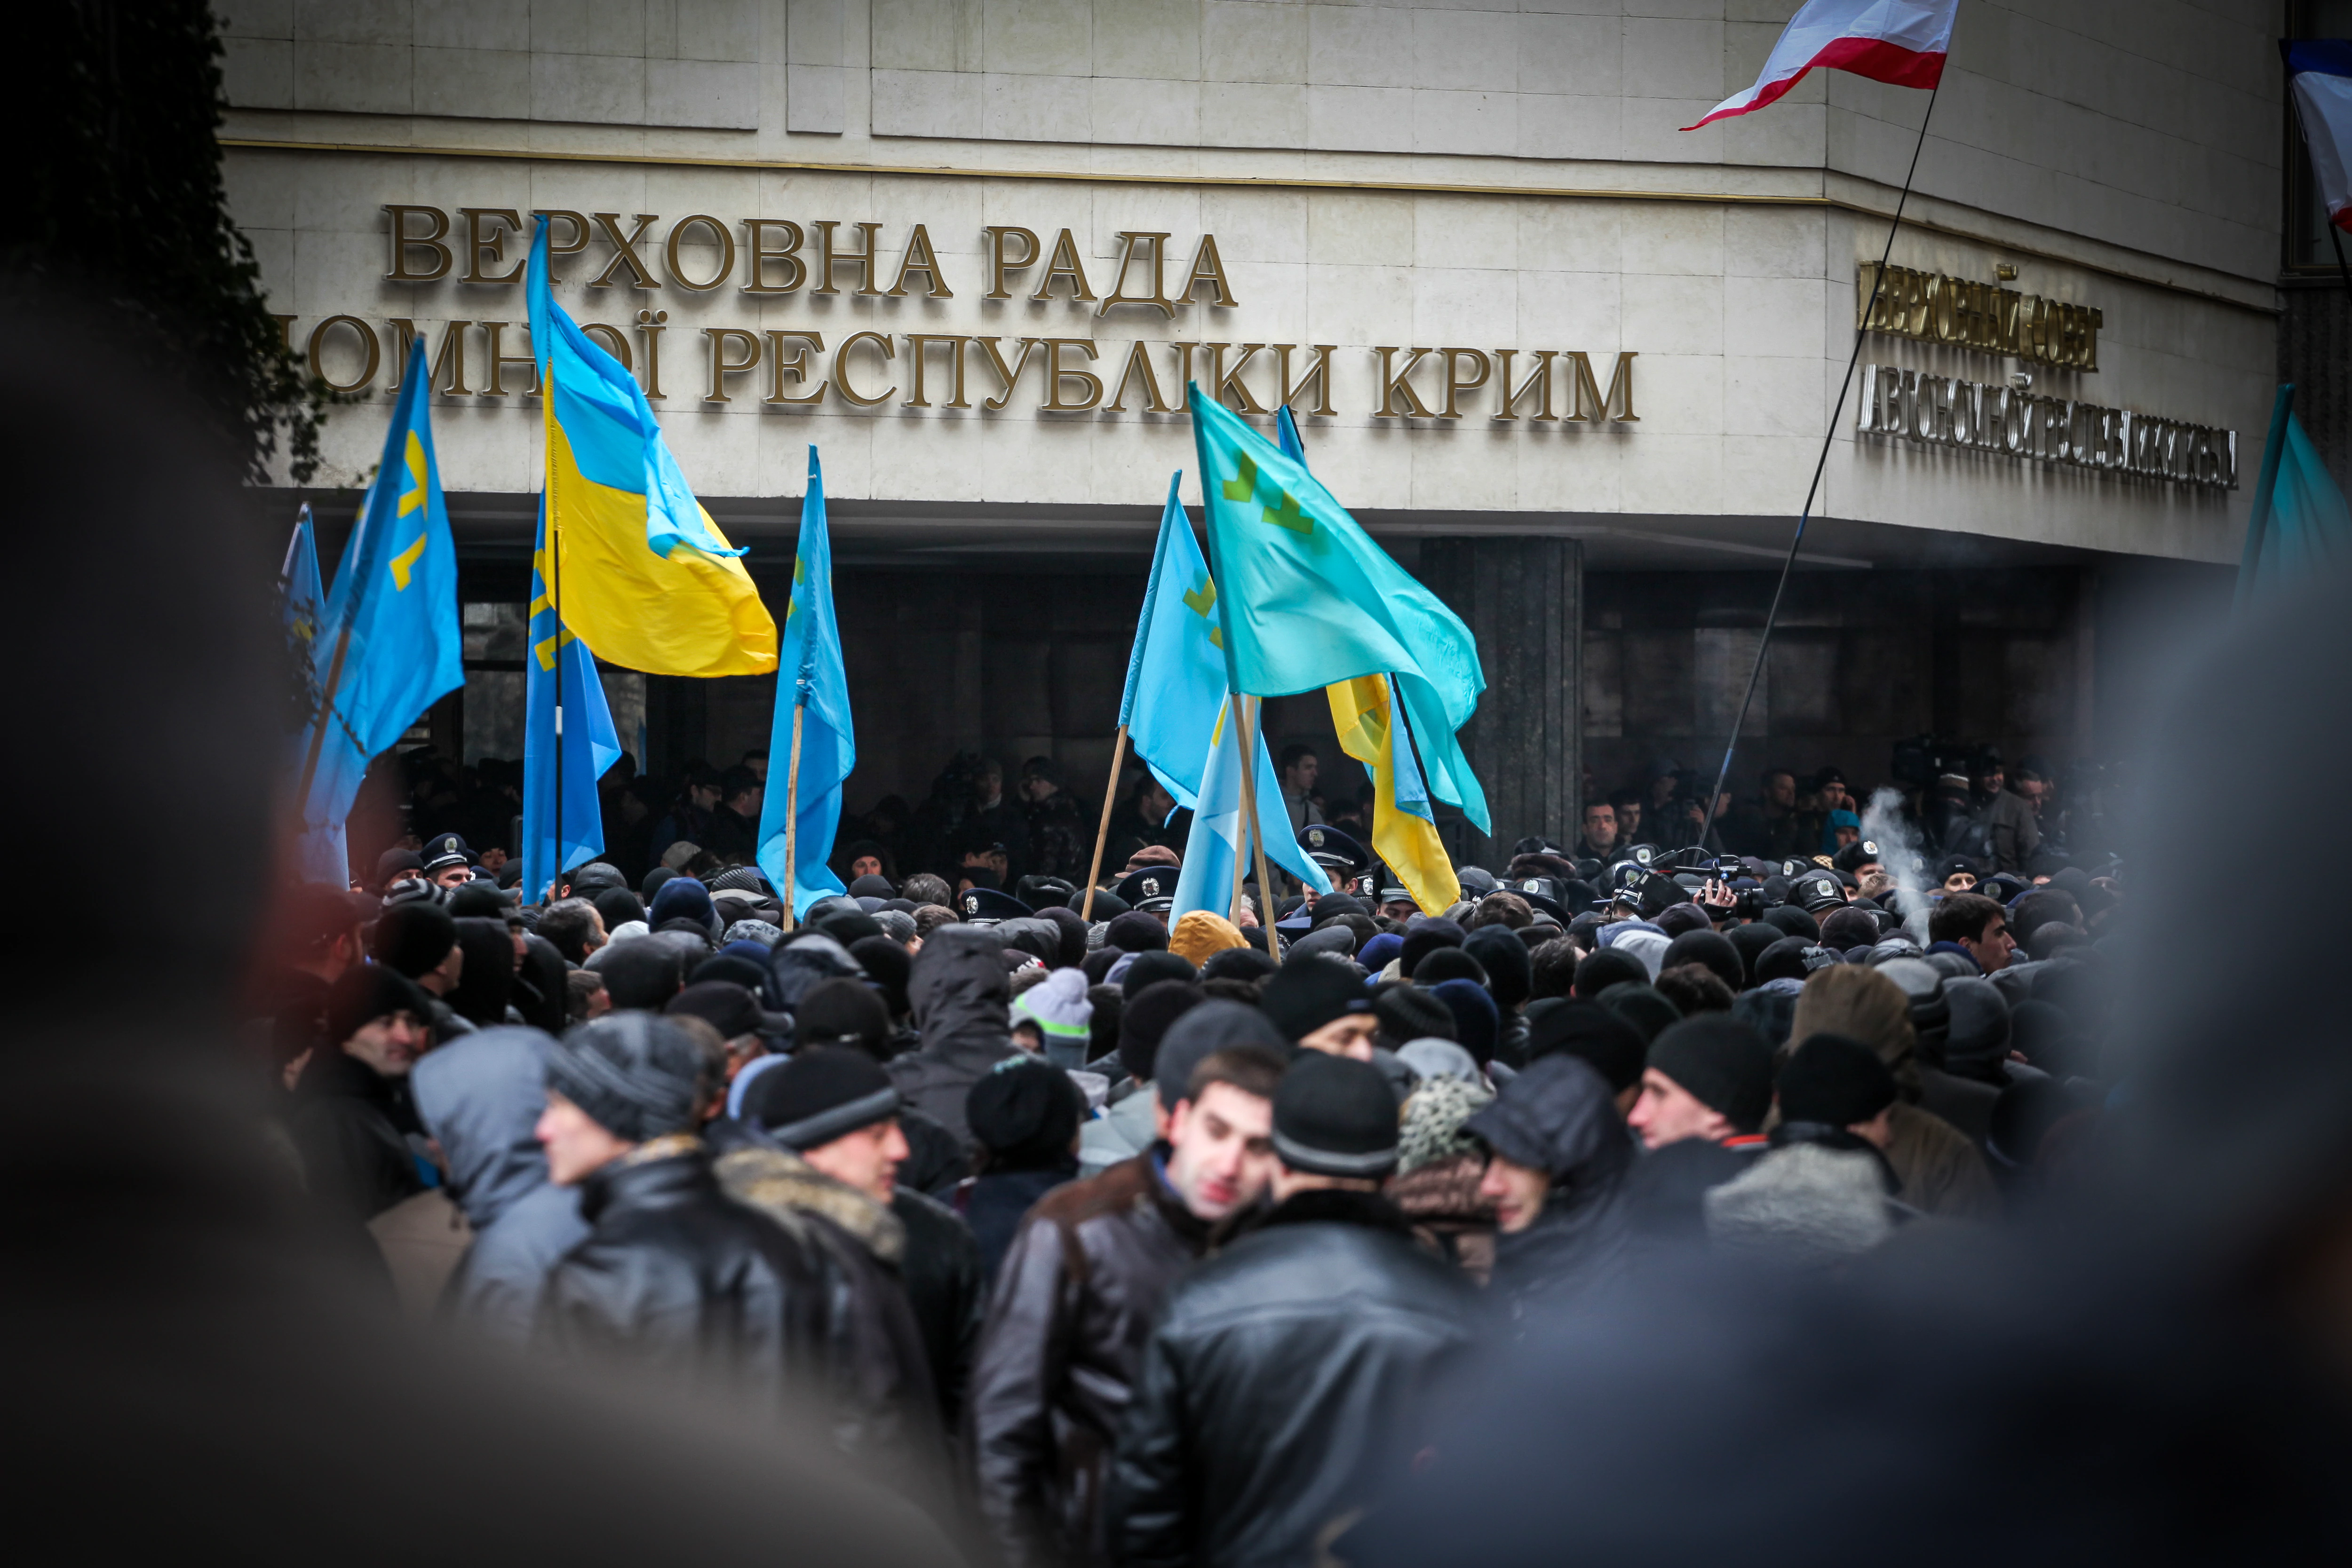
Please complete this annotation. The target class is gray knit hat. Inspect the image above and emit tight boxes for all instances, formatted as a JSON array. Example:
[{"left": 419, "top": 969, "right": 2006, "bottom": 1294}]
[{"left": 545, "top": 1013, "right": 706, "bottom": 1142}]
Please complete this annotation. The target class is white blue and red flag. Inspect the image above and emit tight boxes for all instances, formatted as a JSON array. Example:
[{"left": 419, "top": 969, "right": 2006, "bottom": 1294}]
[
  {"left": 2286, "top": 40, "right": 2352, "bottom": 235},
  {"left": 1685, "top": 0, "right": 1958, "bottom": 130}
]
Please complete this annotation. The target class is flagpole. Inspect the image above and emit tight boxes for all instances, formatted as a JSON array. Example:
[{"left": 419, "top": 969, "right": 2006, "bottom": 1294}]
[
  {"left": 780, "top": 698, "right": 805, "bottom": 934},
  {"left": 1698, "top": 79, "right": 1944, "bottom": 850},
  {"left": 1080, "top": 726, "right": 1128, "bottom": 922},
  {"left": 1238, "top": 696, "right": 1277, "bottom": 928}
]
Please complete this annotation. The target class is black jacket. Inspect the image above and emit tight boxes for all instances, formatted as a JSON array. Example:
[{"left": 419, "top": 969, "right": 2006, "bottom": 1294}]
[
  {"left": 893, "top": 1186, "right": 985, "bottom": 1436},
  {"left": 889, "top": 927, "right": 1023, "bottom": 1145},
  {"left": 1107, "top": 1188, "right": 1478, "bottom": 1568},
  {"left": 288, "top": 1048, "right": 424, "bottom": 1224},
  {"left": 1471, "top": 1055, "right": 1636, "bottom": 1323},
  {"left": 534, "top": 1141, "right": 830, "bottom": 1410},
  {"left": 968, "top": 1151, "right": 1211, "bottom": 1568},
  {"left": 962, "top": 1163, "right": 1079, "bottom": 1286}
]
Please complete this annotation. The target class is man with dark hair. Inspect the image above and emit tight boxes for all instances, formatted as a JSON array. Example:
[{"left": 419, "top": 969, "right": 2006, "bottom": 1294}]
[
  {"left": 699, "top": 766, "right": 763, "bottom": 863},
  {"left": 1278, "top": 743, "right": 1324, "bottom": 833},
  {"left": 1110, "top": 1053, "right": 1474, "bottom": 1568},
  {"left": 970, "top": 1042, "right": 1286, "bottom": 1568},
  {"left": 1575, "top": 799, "right": 1619, "bottom": 862},
  {"left": 290, "top": 966, "right": 436, "bottom": 1225},
  {"left": 1969, "top": 750, "right": 2041, "bottom": 875},
  {"left": 648, "top": 764, "right": 721, "bottom": 861},
  {"left": 1625, "top": 1016, "right": 1774, "bottom": 1151},
  {"left": 1017, "top": 756, "right": 1091, "bottom": 880},
  {"left": 1928, "top": 892, "right": 2016, "bottom": 974},
  {"left": 1528, "top": 938, "right": 1584, "bottom": 1000},
  {"left": 1607, "top": 786, "right": 1646, "bottom": 846},
  {"left": 1727, "top": 769, "right": 1804, "bottom": 860}
]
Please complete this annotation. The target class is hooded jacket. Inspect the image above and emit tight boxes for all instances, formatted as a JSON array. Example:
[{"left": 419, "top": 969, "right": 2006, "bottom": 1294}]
[
  {"left": 410, "top": 1027, "right": 589, "bottom": 1343},
  {"left": 890, "top": 927, "right": 1023, "bottom": 1144},
  {"left": 289, "top": 1047, "right": 424, "bottom": 1225},
  {"left": 763, "top": 931, "right": 867, "bottom": 1015},
  {"left": 1465, "top": 1054, "right": 1637, "bottom": 1321},
  {"left": 968, "top": 1150, "right": 1212, "bottom": 1568},
  {"left": 1107, "top": 1188, "right": 1478, "bottom": 1568}
]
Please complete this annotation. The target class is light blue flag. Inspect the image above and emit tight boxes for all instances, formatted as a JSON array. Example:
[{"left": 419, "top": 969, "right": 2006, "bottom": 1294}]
[
  {"left": 2238, "top": 384, "right": 2352, "bottom": 610},
  {"left": 280, "top": 507, "right": 348, "bottom": 883},
  {"left": 1119, "top": 473, "right": 1231, "bottom": 812},
  {"left": 296, "top": 343, "right": 465, "bottom": 881},
  {"left": 1170, "top": 696, "right": 1334, "bottom": 920},
  {"left": 758, "top": 447, "right": 856, "bottom": 918},
  {"left": 522, "top": 492, "right": 624, "bottom": 903},
  {"left": 1192, "top": 388, "right": 1490, "bottom": 833}
]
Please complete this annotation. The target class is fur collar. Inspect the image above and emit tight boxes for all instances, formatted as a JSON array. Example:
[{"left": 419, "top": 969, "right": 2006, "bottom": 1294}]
[{"left": 713, "top": 1144, "right": 905, "bottom": 1265}]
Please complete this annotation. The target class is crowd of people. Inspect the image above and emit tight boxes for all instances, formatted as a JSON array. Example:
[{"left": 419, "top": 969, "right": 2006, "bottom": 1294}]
[{"left": 255, "top": 743, "right": 2132, "bottom": 1563}]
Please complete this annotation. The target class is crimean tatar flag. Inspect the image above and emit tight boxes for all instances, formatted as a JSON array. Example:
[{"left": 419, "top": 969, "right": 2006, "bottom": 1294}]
[
  {"left": 1684, "top": 0, "right": 1957, "bottom": 130},
  {"left": 525, "top": 216, "right": 777, "bottom": 677}
]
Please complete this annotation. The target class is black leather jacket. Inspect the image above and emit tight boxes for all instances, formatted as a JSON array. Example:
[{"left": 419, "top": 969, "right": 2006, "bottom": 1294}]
[
  {"left": 1107, "top": 1188, "right": 1478, "bottom": 1568},
  {"left": 533, "top": 1140, "right": 829, "bottom": 1410},
  {"left": 967, "top": 1150, "right": 1210, "bottom": 1568}
]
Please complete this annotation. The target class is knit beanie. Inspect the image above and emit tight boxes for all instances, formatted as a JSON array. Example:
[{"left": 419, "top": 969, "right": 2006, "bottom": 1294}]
[
  {"left": 1525, "top": 998, "right": 1646, "bottom": 1092},
  {"left": 1761, "top": 904, "right": 1822, "bottom": 942},
  {"left": 1464, "top": 926, "right": 1533, "bottom": 1010},
  {"left": 1104, "top": 911, "right": 1169, "bottom": 954},
  {"left": 816, "top": 907, "right": 884, "bottom": 947},
  {"left": 372, "top": 900, "right": 457, "bottom": 981},
  {"left": 689, "top": 953, "right": 768, "bottom": 993},
  {"left": 1652, "top": 902, "right": 1712, "bottom": 939},
  {"left": 1285, "top": 925, "right": 1359, "bottom": 963},
  {"left": 846, "top": 936, "right": 912, "bottom": 1019},
  {"left": 1011, "top": 967, "right": 1095, "bottom": 1055},
  {"left": 1597, "top": 981, "right": 1682, "bottom": 1045},
  {"left": 1168, "top": 911, "right": 1247, "bottom": 967},
  {"left": 1411, "top": 945, "right": 1487, "bottom": 990},
  {"left": 1374, "top": 984, "right": 1455, "bottom": 1047},
  {"left": 1152, "top": 999, "right": 1291, "bottom": 1112},
  {"left": 1819, "top": 905, "right": 1882, "bottom": 952},
  {"left": 1271, "top": 1053, "right": 1400, "bottom": 1177},
  {"left": 1120, "top": 978, "right": 1206, "bottom": 1082},
  {"left": 1661, "top": 929, "right": 1744, "bottom": 994},
  {"left": 1428, "top": 978, "right": 1499, "bottom": 1066},
  {"left": 1398, "top": 919, "right": 1466, "bottom": 979},
  {"left": 648, "top": 876, "right": 717, "bottom": 934},
  {"left": 794, "top": 976, "right": 892, "bottom": 1057},
  {"left": 1645, "top": 1015, "right": 1774, "bottom": 1134},
  {"left": 1397, "top": 1072, "right": 1494, "bottom": 1175},
  {"left": 1777, "top": 1031, "right": 1898, "bottom": 1129},
  {"left": 966, "top": 1055, "right": 1083, "bottom": 1169},
  {"left": 1037, "top": 905, "right": 1091, "bottom": 968},
  {"left": 1573, "top": 947, "right": 1648, "bottom": 999},
  {"left": 1942, "top": 976, "right": 2013, "bottom": 1080},
  {"left": 1120, "top": 949, "right": 1198, "bottom": 999},
  {"left": 325, "top": 964, "right": 431, "bottom": 1051},
  {"left": 597, "top": 940, "right": 687, "bottom": 1012},
  {"left": 1725, "top": 921, "right": 1785, "bottom": 986},
  {"left": 663, "top": 980, "right": 787, "bottom": 1042},
  {"left": 592, "top": 887, "right": 647, "bottom": 933},
  {"left": 1357, "top": 931, "right": 1405, "bottom": 973},
  {"left": 747, "top": 1045, "right": 900, "bottom": 1150},
  {"left": 1756, "top": 935, "right": 1840, "bottom": 986},
  {"left": 1260, "top": 954, "right": 1375, "bottom": 1044},
  {"left": 546, "top": 1013, "right": 707, "bottom": 1142}
]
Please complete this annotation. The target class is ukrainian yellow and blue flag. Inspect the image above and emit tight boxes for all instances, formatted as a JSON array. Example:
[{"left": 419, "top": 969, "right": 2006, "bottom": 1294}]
[
  {"left": 522, "top": 491, "right": 624, "bottom": 903},
  {"left": 525, "top": 216, "right": 776, "bottom": 677}
]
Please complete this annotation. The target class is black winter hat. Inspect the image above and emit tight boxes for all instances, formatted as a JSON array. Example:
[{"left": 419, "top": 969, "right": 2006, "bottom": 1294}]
[
  {"left": 598, "top": 941, "right": 687, "bottom": 1011},
  {"left": 1820, "top": 905, "right": 1883, "bottom": 951},
  {"left": 1037, "top": 905, "right": 1091, "bottom": 969},
  {"left": 1777, "top": 1031, "right": 1898, "bottom": 1128},
  {"left": 324, "top": 964, "right": 431, "bottom": 1050},
  {"left": 1201, "top": 946, "right": 1277, "bottom": 984},
  {"left": 1152, "top": 1000, "right": 1291, "bottom": 1112},
  {"left": 1271, "top": 1053, "right": 1400, "bottom": 1177},
  {"left": 689, "top": 953, "right": 770, "bottom": 992},
  {"left": 374, "top": 847, "right": 426, "bottom": 888},
  {"left": 1464, "top": 927, "right": 1533, "bottom": 1010},
  {"left": 793, "top": 976, "right": 892, "bottom": 1056},
  {"left": 1526, "top": 998, "right": 1646, "bottom": 1092},
  {"left": 1761, "top": 904, "right": 1822, "bottom": 942},
  {"left": 845, "top": 936, "right": 913, "bottom": 1019},
  {"left": 1725, "top": 921, "right": 1785, "bottom": 986},
  {"left": 1374, "top": 983, "right": 1455, "bottom": 1046},
  {"left": 1104, "top": 911, "right": 1169, "bottom": 953},
  {"left": 817, "top": 907, "right": 884, "bottom": 946},
  {"left": 1646, "top": 1015, "right": 1774, "bottom": 1134},
  {"left": 1260, "top": 955, "right": 1375, "bottom": 1044},
  {"left": 1286, "top": 924, "right": 1359, "bottom": 962},
  {"left": 847, "top": 873, "right": 897, "bottom": 899},
  {"left": 1120, "top": 949, "right": 1198, "bottom": 998},
  {"left": 747, "top": 1045, "right": 900, "bottom": 1150},
  {"left": 592, "top": 887, "right": 647, "bottom": 932},
  {"left": 1398, "top": 919, "right": 1466, "bottom": 979},
  {"left": 664, "top": 980, "right": 789, "bottom": 1042},
  {"left": 1572, "top": 947, "right": 1648, "bottom": 999},
  {"left": 1120, "top": 978, "right": 1206, "bottom": 1082},
  {"left": 1661, "top": 929, "right": 1743, "bottom": 994},
  {"left": 1410, "top": 945, "right": 1488, "bottom": 990},
  {"left": 372, "top": 900, "right": 457, "bottom": 981},
  {"left": 1596, "top": 981, "right": 1682, "bottom": 1045},
  {"left": 1756, "top": 935, "right": 1840, "bottom": 986},
  {"left": 967, "top": 1055, "right": 1083, "bottom": 1169},
  {"left": 546, "top": 1013, "right": 707, "bottom": 1143}
]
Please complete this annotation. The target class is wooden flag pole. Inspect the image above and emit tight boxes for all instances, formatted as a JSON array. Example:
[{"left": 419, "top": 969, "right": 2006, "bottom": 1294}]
[
  {"left": 1080, "top": 725, "right": 1128, "bottom": 922},
  {"left": 292, "top": 622, "right": 354, "bottom": 815},
  {"left": 1237, "top": 696, "right": 1277, "bottom": 931},
  {"left": 779, "top": 698, "right": 805, "bottom": 933}
]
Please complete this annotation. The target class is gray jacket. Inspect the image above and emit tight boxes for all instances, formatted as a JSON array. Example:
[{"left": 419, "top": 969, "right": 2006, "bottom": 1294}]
[{"left": 410, "top": 1026, "right": 589, "bottom": 1343}]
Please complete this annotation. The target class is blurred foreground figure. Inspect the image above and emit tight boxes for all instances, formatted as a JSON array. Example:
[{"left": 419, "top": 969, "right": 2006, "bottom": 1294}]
[
  {"left": 1360, "top": 584, "right": 2352, "bottom": 1565},
  {"left": 0, "top": 293, "right": 961, "bottom": 1566}
]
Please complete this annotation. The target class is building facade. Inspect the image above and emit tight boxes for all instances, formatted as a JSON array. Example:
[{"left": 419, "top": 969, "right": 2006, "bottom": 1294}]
[{"left": 218, "top": 0, "right": 2284, "bottom": 861}]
